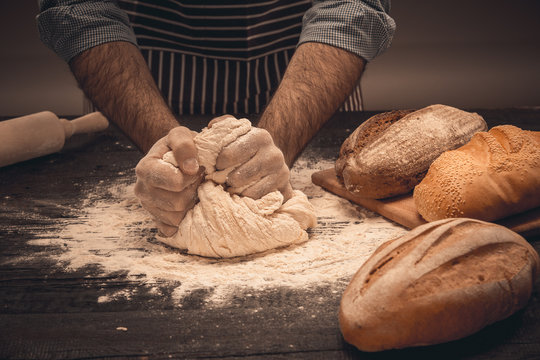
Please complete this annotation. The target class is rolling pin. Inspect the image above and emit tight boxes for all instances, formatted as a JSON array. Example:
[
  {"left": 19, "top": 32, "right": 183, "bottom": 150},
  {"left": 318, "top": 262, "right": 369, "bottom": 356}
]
[{"left": 0, "top": 111, "right": 109, "bottom": 168}]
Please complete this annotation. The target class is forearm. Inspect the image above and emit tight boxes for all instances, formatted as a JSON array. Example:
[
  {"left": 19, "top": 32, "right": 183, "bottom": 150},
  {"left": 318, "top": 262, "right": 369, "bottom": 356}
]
[
  {"left": 69, "top": 41, "right": 178, "bottom": 153},
  {"left": 258, "top": 42, "right": 365, "bottom": 167}
]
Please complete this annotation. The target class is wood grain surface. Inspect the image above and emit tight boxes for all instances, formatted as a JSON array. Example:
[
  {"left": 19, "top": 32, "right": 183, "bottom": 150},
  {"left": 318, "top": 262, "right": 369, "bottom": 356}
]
[
  {"left": 312, "top": 167, "right": 540, "bottom": 237},
  {"left": 1, "top": 110, "right": 539, "bottom": 360}
]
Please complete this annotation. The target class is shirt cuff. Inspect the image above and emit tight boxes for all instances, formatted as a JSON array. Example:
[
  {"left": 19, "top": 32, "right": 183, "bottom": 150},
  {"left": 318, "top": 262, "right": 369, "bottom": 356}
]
[
  {"left": 37, "top": 0, "right": 138, "bottom": 63},
  {"left": 298, "top": 0, "right": 396, "bottom": 62}
]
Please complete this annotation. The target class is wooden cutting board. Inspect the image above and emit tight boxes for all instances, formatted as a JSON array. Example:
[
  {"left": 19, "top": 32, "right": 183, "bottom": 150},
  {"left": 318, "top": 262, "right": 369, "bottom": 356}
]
[{"left": 312, "top": 168, "right": 540, "bottom": 237}]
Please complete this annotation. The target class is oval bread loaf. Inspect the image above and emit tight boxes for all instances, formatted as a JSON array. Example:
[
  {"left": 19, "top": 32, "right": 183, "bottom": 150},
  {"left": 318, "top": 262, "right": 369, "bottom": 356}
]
[
  {"left": 335, "top": 104, "right": 487, "bottom": 199},
  {"left": 339, "top": 218, "right": 540, "bottom": 352},
  {"left": 414, "top": 125, "right": 540, "bottom": 222}
]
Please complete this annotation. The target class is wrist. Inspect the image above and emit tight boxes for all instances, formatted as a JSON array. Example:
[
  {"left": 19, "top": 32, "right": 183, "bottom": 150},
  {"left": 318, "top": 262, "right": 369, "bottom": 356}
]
[
  {"left": 138, "top": 111, "right": 179, "bottom": 153},
  {"left": 70, "top": 41, "right": 178, "bottom": 153},
  {"left": 259, "top": 42, "right": 365, "bottom": 166}
]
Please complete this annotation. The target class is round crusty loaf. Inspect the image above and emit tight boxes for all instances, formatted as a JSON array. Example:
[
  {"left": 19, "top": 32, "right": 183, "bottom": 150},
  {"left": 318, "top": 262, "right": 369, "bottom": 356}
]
[
  {"left": 414, "top": 125, "right": 540, "bottom": 222},
  {"left": 339, "top": 218, "right": 540, "bottom": 352},
  {"left": 335, "top": 104, "right": 487, "bottom": 199}
]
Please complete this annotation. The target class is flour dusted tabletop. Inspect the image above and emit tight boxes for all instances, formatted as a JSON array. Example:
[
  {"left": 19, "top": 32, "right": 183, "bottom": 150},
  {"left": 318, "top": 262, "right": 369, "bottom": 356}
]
[{"left": 1, "top": 110, "right": 539, "bottom": 359}]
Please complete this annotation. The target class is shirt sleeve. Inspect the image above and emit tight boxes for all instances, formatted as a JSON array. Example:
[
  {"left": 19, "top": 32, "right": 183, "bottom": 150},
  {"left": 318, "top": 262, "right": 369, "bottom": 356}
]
[
  {"left": 298, "top": 0, "right": 396, "bottom": 62},
  {"left": 37, "top": 0, "right": 138, "bottom": 63}
]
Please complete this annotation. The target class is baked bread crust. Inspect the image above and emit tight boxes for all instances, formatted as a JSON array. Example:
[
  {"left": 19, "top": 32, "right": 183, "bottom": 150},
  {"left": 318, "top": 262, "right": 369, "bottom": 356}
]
[
  {"left": 336, "top": 105, "right": 487, "bottom": 199},
  {"left": 339, "top": 218, "right": 540, "bottom": 352},
  {"left": 414, "top": 125, "right": 540, "bottom": 222}
]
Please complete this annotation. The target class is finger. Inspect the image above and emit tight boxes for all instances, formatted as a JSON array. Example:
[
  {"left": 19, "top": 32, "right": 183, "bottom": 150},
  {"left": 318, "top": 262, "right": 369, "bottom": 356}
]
[
  {"left": 156, "top": 221, "right": 179, "bottom": 237},
  {"left": 167, "top": 126, "right": 199, "bottom": 175},
  {"left": 236, "top": 164, "right": 291, "bottom": 200},
  {"left": 140, "top": 199, "right": 186, "bottom": 227},
  {"left": 280, "top": 182, "right": 295, "bottom": 202},
  {"left": 216, "top": 128, "right": 273, "bottom": 170},
  {"left": 135, "top": 180, "right": 199, "bottom": 212},
  {"left": 135, "top": 155, "right": 200, "bottom": 192},
  {"left": 208, "top": 114, "right": 235, "bottom": 128},
  {"left": 226, "top": 146, "right": 286, "bottom": 190}
]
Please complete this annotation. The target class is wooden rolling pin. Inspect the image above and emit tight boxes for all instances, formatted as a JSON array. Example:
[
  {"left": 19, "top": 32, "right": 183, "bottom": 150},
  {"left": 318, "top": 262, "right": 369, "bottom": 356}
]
[{"left": 0, "top": 111, "right": 109, "bottom": 168}]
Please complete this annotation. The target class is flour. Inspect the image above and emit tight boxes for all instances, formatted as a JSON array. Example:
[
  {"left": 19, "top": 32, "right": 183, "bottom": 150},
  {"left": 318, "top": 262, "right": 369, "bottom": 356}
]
[
  {"left": 161, "top": 117, "right": 318, "bottom": 258},
  {"left": 13, "top": 156, "right": 406, "bottom": 306}
]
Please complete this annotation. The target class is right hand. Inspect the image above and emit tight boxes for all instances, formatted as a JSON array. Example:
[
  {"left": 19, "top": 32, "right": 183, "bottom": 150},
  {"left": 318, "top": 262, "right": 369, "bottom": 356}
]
[{"left": 134, "top": 126, "right": 204, "bottom": 237}]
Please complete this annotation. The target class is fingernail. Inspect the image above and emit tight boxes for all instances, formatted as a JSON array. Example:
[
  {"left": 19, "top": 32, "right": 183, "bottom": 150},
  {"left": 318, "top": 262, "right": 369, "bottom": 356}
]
[{"left": 182, "top": 158, "right": 199, "bottom": 174}]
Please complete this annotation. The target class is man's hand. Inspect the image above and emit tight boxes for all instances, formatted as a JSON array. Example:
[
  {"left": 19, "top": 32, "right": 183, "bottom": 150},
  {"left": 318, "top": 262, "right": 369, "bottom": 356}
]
[
  {"left": 134, "top": 127, "right": 203, "bottom": 236},
  {"left": 209, "top": 117, "right": 294, "bottom": 201}
]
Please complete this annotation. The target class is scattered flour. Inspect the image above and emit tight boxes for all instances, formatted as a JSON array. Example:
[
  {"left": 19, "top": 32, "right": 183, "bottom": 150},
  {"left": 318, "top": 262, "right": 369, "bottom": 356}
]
[{"left": 15, "top": 158, "right": 407, "bottom": 305}]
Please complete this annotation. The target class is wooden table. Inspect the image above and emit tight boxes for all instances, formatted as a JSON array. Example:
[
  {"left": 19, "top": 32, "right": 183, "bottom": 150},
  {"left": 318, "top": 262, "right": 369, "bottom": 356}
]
[{"left": 1, "top": 109, "right": 539, "bottom": 359}]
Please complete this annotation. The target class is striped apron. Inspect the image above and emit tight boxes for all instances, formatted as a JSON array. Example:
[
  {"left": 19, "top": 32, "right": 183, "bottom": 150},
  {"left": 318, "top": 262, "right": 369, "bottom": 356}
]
[{"left": 116, "top": 0, "right": 363, "bottom": 115}]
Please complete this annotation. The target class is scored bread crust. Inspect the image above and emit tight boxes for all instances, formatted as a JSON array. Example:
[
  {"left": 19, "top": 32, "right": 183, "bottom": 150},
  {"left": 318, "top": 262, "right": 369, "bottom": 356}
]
[
  {"left": 339, "top": 218, "right": 540, "bottom": 352},
  {"left": 335, "top": 109, "right": 414, "bottom": 180},
  {"left": 414, "top": 125, "right": 540, "bottom": 222},
  {"left": 336, "top": 105, "right": 487, "bottom": 199}
]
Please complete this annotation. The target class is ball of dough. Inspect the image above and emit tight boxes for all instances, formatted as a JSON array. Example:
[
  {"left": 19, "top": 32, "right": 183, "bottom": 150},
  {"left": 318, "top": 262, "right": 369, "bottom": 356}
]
[{"left": 158, "top": 116, "right": 317, "bottom": 258}]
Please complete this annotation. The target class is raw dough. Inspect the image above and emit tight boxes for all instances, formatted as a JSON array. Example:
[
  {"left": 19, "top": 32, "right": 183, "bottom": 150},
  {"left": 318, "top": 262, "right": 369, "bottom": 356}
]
[{"left": 158, "top": 116, "right": 317, "bottom": 258}]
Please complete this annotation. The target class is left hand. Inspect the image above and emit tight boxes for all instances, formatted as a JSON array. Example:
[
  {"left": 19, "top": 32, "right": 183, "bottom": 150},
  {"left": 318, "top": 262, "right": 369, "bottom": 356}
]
[{"left": 209, "top": 117, "right": 294, "bottom": 201}]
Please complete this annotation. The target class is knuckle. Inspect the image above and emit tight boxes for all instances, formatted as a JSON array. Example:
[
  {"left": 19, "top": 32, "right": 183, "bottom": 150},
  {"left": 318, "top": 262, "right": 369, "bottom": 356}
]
[
  {"left": 168, "top": 126, "right": 190, "bottom": 137},
  {"left": 250, "top": 128, "right": 272, "bottom": 146},
  {"left": 278, "top": 163, "right": 290, "bottom": 175},
  {"left": 133, "top": 181, "right": 145, "bottom": 198},
  {"left": 252, "top": 127, "right": 271, "bottom": 138},
  {"left": 267, "top": 148, "right": 284, "bottom": 162},
  {"left": 167, "top": 127, "right": 196, "bottom": 150},
  {"left": 135, "top": 159, "right": 150, "bottom": 177}
]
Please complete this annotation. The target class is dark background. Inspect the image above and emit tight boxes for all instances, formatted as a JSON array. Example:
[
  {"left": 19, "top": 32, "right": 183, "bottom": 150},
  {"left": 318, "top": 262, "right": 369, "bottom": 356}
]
[{"left": 1, "top": 0, "right": 539, "bottom": 116}]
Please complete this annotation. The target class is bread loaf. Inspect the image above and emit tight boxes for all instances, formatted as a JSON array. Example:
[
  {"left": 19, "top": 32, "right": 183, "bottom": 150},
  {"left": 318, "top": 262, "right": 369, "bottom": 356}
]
[
  {"left": 414, "top": 125, "right": 540, "bottom": 222},
  {"left": 339, "top": 218, "right": 540, "bottom": 352},
  {"left": 335, "top": 104, "right": 487, "bottom": 199}
]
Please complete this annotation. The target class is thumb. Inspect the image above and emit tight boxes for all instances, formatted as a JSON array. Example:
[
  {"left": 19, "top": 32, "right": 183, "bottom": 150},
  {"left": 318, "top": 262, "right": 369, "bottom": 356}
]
[{"left": 167, "top": 126, "right": 199, "bottom": 176}]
